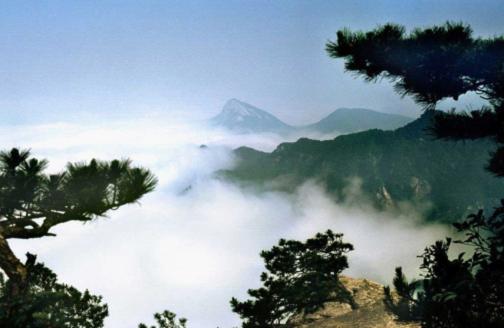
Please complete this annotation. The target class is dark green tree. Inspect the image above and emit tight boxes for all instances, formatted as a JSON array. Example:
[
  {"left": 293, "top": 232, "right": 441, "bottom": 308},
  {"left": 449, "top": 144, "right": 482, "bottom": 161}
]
[
  {"left": 230, "top": 230, "right": 355, "bottom": 328},
  {"left": 0, "top": 148, "right": 157, "bottom": 324},
  {"left": 138, "top": 310, "right": 188, "bottom": 328},
  {"left": 0, "top": 253, "right": 108, "bottom": 328},
  {"left": 326, "top": 22, "right": 504, "bottom": 175},
  {"left": 384, "top": 206, "right": 504, "bottom": 328},
  {"left": 326, "top": 22, "right": 504, "bottom": 327}
]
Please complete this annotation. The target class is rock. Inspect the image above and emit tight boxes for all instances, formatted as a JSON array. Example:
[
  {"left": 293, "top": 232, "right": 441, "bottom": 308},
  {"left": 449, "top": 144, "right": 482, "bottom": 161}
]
[
  {"left": 289, "top": 276, "right": 420, "bottom": 328},
  {"left": 376, "top": 186, "right": 395, "bottom": 208}
]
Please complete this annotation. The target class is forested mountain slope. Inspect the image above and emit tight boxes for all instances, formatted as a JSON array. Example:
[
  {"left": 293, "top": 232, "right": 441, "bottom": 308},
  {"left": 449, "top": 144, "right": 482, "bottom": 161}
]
[{"left": 223, "top": 111, "right": 502, "bottom": 222}]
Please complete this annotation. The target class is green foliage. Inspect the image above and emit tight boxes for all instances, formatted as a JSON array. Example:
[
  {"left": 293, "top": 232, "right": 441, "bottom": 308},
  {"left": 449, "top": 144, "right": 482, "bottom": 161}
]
[
  {"left": 0, "top": 148, "right": 157, "bottom": 323},
  {"left": 0, "top": 254, "right": 108, "bottom": 328},
  {"left": 327, "top": 22, "right": 504, "bottom": 176},
  {"left": 385, "top": 205, "right": 504, "bottom": 328},
  {"left": 329, "top": 21, "right": 504, "bottom": 328},
  {"left": 138, "top": 310, "right": 188, "bottom": 328},
  {"left": 383, "top": 267, "right": 423, "bottom": 322},
  {"left": 227, "top": 23, "right": 504, "bottom": 223},
  {"left": 0, "top": 148, "right": 157, "bottom": 240},
  {"left": 230, "top": 230, "right": 355, "bottom": 327},
  {"left": 433, "top": 107, "right": 504, "bottom": 176},
  {"left": 226, "top": 115, "right": 502, "bottom": 223},
  {"left": 327, "top": 22, "right": 503, "bottom": 108}
]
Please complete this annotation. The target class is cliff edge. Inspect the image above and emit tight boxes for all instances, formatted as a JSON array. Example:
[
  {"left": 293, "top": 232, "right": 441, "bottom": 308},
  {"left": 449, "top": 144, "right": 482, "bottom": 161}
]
[{"left": 289, "top": 276, "right": 420, "bottom": 328}]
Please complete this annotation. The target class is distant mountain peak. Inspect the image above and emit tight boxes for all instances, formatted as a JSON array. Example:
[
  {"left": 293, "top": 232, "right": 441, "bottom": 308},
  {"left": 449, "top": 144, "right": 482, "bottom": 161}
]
[
  {"left": 210, "top": 100, "right": 415, "bottom": 135},
  {"left": 221, "top": 99, "right": 271, "bottom": 119},
  {"left": 210, "top": 99, "right": 293, "bottom": 134}
]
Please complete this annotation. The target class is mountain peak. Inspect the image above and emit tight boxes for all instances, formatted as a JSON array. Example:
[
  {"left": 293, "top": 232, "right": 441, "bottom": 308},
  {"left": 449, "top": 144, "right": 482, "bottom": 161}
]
[
  {"left": 225, "top": 98, "right": 243, "bottom": 106},
  {"left": 210, "top": 99, "right": 293, "bottom": 134},
  {"left": 221, "top": 99, "right": 269, "bottom": 118},
  {"left": 210, "top": 101, "right": 415, "bottom": 135},
  {"left": 223, "top": 98, "right": 243, "bottom": 109}
]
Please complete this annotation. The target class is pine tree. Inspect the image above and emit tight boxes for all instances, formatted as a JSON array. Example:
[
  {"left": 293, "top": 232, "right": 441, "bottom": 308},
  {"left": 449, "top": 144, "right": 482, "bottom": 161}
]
[
  {"left": 138, "top": 310, "right": 188, "bottom": 328},
  {"left": 326, "top": 22, "right": 504, "bottom": 175},
  {"left": 0, "top": 253, "right": 108, "bottom": 327},
  {"left": 0, "top": 148, "right": 157, "bottom": 323},
  {"left": 384, "top": 207, "right": 504, "bottom": 328},
  {"left": 326, "top": 22, "right": 504, "bottom": 328},
  {"left": 230, "top": 230, "right": 355, "bottom": 327}
]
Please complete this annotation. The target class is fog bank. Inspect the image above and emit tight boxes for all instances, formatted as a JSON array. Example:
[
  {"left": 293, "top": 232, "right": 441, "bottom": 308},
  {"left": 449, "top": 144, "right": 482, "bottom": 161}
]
[{"left": 2, "top": 114, "right": 450, "bottom": 328}]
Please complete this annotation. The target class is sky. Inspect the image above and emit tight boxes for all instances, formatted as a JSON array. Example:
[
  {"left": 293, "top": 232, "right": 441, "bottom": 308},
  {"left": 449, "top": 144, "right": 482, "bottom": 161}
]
[{"left": 1, "top": 0, "right": 504, "bottom": 125}]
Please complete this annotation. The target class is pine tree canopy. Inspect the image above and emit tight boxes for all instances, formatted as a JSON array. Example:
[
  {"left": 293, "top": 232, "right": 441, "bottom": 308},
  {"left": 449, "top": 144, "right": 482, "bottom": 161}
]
[
  {"left": 384, "top": 205, "right": 504, "bottom": 328},
  {"left": 0, "top": 253, "right": 108, "bottom": 328},
  {"left": 138, "top": 310, "right": 188, "bottom": 328},
  {"left": 0, "top": 147, "right": 157, "bottom": 321},
  {"left": 0, "top": 148, "right": 157, "bottom": 240},
  {"left": 327, "top": 22, "right": 504, "bottom": 176},
  {"left": 231, "top": 230, "right": 355, "bottom": 328},
  {"left": 334, "top": 22, "right": 504, "bottom": 328},
  {"left": 327, "top": 22, "right": 504, "bottom": 108}
]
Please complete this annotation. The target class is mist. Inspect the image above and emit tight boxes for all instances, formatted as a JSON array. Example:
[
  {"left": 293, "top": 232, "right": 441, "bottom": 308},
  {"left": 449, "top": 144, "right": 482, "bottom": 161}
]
[{"left": 3, "top": 113, "right": 451, "bottom": 328}]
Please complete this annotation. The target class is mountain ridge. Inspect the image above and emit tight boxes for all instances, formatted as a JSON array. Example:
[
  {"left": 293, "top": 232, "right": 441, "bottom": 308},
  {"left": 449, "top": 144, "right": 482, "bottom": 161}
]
[
  {"left": 209, "top": 99, "right": 414, "bottom": 135},
  {"left": 305, "top": 107, "right": 413, "bottom": 134},
  {"left": 223, "top": 111, "right": 502, "bottom": 222}
]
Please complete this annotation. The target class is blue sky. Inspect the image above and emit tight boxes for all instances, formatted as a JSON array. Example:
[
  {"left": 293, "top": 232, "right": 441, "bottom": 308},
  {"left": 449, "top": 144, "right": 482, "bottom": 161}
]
[{"left": 1, "top": 0, "right": 503, "bottom": 125}]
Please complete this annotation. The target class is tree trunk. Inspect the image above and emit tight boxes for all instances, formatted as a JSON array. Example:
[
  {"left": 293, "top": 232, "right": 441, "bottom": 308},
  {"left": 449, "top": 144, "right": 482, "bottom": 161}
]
[{"left": 0, "top": 234, "right": 27, "bottom": 296}]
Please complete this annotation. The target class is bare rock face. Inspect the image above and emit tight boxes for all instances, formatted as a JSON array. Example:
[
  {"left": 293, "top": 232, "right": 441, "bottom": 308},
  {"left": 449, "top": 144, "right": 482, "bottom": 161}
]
[
  {"left": 410, "top": 176, "right": 431, "bottom": 200},
  {"left": 376, "top": 185, "right": 395, "bottom": 208},
  {"left": 289, "top": 276, "right": 420, "bottom": 328}
]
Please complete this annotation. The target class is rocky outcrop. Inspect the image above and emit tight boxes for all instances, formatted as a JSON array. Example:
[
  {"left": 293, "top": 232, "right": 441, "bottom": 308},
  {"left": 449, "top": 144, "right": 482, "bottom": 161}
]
[
  {"left": 289, "top": 276, "right": 420, "bottom": 328},
  {"left": 376, "top": 185, "right": 395, "bottom": 208}
]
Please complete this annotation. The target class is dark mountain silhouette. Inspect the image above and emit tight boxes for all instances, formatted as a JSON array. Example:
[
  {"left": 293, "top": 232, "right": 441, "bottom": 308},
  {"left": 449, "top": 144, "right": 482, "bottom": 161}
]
[{"left": 223, "top": 111, "right": 502, "bottom": 222}]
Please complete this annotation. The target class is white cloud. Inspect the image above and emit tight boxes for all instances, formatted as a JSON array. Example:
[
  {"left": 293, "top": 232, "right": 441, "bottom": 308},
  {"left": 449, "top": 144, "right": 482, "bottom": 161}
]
[{"left": 3, "top": 114, "right": 450, "bottom": 328}]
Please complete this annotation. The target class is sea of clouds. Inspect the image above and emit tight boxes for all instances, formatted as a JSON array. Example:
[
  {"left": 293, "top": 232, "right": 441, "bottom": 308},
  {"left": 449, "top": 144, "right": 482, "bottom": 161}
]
[{"left": 1, "top": 113, "right": 451, "bottom": 328}]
